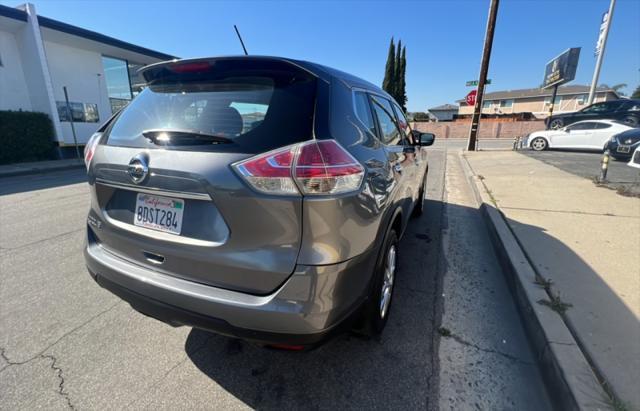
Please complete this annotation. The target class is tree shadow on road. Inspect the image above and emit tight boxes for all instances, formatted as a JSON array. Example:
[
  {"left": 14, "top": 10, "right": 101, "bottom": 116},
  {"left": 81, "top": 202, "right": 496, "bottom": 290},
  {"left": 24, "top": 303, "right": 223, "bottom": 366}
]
[{"left": 0, "top": 169, "right": 86, "bottom": 196}]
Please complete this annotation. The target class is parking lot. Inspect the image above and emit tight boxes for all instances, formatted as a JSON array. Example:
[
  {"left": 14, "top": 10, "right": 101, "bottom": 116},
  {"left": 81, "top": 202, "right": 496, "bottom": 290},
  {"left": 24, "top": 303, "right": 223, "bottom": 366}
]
[
  {"left": 0, "top": 147, "right": 551, "bottom": 410},
  {"left": 521, "top": 150, "right": 640, "bottom": 196}
]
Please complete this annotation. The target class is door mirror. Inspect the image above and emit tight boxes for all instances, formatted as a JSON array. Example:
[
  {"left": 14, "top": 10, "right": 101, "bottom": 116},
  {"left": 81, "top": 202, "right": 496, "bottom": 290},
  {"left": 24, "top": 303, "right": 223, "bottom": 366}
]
[{"left": 418, "top": 132, "right": 435, "bottom": 146}]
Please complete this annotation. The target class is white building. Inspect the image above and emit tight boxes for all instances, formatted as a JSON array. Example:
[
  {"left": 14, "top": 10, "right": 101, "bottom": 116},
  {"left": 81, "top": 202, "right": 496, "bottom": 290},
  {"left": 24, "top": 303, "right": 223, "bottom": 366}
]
[{"left": 0, "top": 3, "right": 175, "bottom": 152}]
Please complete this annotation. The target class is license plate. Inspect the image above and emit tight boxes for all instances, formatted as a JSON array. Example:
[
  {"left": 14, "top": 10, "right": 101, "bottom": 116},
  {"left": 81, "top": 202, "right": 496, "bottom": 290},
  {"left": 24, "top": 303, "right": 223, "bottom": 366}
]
[
  {"left": 134, "top": 193, "right": 184, "bottom": 235},
  {"left": 617, "top": 146, "right": 631, "bottom": 153}
]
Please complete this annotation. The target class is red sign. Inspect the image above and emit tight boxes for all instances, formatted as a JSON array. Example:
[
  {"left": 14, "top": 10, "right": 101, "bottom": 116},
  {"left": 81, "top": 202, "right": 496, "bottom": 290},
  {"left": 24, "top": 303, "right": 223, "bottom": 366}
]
[{"left": 466, "top": 89, "right": 477, "bottom": 106}]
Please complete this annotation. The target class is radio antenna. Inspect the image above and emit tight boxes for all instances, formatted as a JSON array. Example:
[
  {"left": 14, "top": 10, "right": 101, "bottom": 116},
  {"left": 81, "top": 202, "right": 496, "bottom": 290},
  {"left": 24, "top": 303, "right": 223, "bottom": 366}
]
[{"left": 234, "top": 25, "right": 248, "bottom": 55}]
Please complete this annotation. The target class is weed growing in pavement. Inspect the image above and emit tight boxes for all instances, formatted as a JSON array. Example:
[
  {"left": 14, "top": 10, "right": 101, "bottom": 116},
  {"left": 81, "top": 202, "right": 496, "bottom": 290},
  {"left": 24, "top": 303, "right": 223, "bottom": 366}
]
[
  {"left": 537, "top": 293, "right": 572, "bottom": 315},
  {"left": 534, "top": 276, "right": 553, "bottom": 290},
  {"left": 437, "top": 327, "right": 452, "bottom": 337}
]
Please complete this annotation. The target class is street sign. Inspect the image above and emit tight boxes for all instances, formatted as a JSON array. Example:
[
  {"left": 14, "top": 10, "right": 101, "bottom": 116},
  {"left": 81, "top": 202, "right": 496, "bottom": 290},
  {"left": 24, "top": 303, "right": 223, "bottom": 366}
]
[
  {"left": 543, "top": 48, "right": 581, "bottom": 89},
  {"left": 595, "top": 11, "right": 609, "bottom": 57},
  {"left": 466, "top": 89, "right": 477, "bottom": 106},
  {"left": 466, "top": 79, "right": 492, "bottom": 87}
]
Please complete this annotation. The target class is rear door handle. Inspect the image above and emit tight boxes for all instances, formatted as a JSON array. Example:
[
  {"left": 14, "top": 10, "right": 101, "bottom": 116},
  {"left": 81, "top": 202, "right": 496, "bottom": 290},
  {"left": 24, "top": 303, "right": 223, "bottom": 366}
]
[{"left": 394, "top": 164, "right": 403, "bottom": 173}]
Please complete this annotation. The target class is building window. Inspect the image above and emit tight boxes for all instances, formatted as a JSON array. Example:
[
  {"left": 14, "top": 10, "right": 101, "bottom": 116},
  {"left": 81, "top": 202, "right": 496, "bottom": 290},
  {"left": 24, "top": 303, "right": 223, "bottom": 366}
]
[
  {"left": 482, "top": 100, "right": 492, "bottom": 108},
  {"left": 544, "top": 96, "right": 562, "bottom": 106},
  {"left": 127, "top": 61, "right": 147, "bottom": 97},
  {"left": 56, "top": 101, "right": 100, "bottom": 123},
  {"left": 102, "top": 56, "right": 133, "bottom": 113},
  {"left": 576, "top": 94, "right": 587, "bottom": 105},
  {"left": 500, "top": 99, "right": 513, "bottom": 108}
]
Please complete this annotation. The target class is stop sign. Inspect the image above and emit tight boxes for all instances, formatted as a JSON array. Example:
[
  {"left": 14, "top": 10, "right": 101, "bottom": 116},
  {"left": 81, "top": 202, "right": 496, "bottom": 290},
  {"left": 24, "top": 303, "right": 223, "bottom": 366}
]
[{"left": 466, "top": 89, "right": 477, "bottom": 106}]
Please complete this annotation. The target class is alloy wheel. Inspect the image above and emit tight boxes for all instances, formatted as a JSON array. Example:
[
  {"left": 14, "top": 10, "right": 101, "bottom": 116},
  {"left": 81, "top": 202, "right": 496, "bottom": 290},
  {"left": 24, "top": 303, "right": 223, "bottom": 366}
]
[
  {"left": 379, "top": 244, "right": 396, "bottom": 319},
  {"left": 531, "top": 138, "right": 547, "bottom": 151}
]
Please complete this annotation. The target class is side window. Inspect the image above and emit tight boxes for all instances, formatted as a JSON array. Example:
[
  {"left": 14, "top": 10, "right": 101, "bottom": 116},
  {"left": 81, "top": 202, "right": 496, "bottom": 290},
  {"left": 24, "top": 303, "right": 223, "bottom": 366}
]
[
  {"left": 354, "top": 91, "right": 376, "bottom": 136},
  {"left": 371, "top": 96, "right": 401, "bottom": 145},
  {"left": 582, "top": 103, "right": 607, "bottom": 113},
  {"left": 570, "top": 122, "right": 597, "bottom": 130},
  {"left": 392, "top": 103, "right": 413, "bottom": 143},
  {"left": 595, "top": 123, "right": 612, "bottom": 129}
]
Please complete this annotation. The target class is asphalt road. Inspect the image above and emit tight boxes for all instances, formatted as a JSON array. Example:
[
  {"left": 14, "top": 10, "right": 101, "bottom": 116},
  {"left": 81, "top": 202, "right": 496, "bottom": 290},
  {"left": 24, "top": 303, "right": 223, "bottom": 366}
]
[
  {"left": 0, "top": 149, "right": 550, "bottom": 410},
  {"left": 520, "top": 149, "right": 640, "bottom": 196}
]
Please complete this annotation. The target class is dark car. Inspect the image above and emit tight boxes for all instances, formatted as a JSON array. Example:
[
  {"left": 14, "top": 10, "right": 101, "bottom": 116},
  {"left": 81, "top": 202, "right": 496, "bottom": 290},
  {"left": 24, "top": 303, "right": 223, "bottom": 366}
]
[
  {"left": 83, "top": 56, "right": 435, "bottom": 349},
  {"left": 546, "top": 99, "right": 640, "bottom": 130},
  {"left": 606, "top": 127, "right": 640, "bottom": 160}
]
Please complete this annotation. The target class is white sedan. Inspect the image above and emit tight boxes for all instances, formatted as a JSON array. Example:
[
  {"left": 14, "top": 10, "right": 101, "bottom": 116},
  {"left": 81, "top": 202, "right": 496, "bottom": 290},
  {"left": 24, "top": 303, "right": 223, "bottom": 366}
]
[{"left": 526, "top": 120, "right": 634, "bottom": 152}]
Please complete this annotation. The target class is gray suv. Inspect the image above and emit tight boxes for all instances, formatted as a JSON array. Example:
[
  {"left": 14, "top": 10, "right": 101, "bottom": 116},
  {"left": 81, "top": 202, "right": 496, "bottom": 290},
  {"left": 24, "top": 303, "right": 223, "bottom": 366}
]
[{"left": 83, "top": 56, "right": 434, "bottom": 348}]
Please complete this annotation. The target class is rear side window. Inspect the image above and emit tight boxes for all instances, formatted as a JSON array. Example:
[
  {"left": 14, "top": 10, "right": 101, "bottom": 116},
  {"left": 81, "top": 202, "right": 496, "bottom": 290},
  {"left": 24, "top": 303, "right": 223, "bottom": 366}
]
[
  {"left": 371, "top": 95, "right": 401, "bottom": 145},
  {"left": 570, "top": 122, "right": 598, "bottom": 130},
  {"left": 354, "top": 91, "right": 376, "bottom": 135},
  {"left": 594, "top": 123, "right": 612, "bottom": 129},
  {"left": 106, "top": 64, "right": 317, "bottom": 153},
  {"left": 392, "top": 103, "right": 413, "bottom": 143}
]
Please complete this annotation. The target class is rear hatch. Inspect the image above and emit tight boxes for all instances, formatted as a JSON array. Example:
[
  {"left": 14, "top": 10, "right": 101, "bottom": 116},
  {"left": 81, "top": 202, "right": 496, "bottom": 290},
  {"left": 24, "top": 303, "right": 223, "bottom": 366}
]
[{"left": 88, "top": 58, "right": 317, "bottom": 295}]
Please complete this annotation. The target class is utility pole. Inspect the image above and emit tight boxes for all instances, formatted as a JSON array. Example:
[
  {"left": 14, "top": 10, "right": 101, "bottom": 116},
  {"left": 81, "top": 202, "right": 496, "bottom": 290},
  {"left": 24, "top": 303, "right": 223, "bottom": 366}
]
[
  {"left": 587, "top": 0, "right": 615, "bottom": 105},
  {"left": 467, "top": 0, "right": 500, "bottom": 151}
]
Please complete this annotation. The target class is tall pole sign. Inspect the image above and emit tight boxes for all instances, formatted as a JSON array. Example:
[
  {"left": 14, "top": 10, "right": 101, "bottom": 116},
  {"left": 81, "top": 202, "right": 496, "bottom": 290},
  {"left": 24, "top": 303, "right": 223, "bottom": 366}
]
[
  {"left": 542, "top": 48, "right": 581, "bottom": 128},
  {"left": 587, "top": 0, "right": 615, "bottom": 105},
  {"left": 467, "top": 0, "right": 500, "bottom": 152}
]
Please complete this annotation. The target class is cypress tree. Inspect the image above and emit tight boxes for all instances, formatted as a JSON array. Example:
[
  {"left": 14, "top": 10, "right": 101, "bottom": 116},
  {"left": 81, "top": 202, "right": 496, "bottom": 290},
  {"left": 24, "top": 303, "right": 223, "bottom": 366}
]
[
  {"left": 399, "top": 46, "right": 407, "bottom": 111},
  {"left": 382, "top": 38, "right": 396, "bottom": 96},
  {"left": 394, "top": 40, "right": 402, "bottom": 103}
]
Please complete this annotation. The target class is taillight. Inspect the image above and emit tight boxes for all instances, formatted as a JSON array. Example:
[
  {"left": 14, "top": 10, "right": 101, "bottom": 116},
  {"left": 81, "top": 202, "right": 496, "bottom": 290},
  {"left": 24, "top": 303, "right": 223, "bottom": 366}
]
[
  {"left": 233, "top": 145, "right": 299, "bottom": 195},
  {"left": 294, "top": 140, "right": 364, "bottom": 195},
  {"left": 84, "top": 132, "right": 102, "bottom": 170},
  {"left": 233, "top": 140, "right": 364, "bottom": 196}
]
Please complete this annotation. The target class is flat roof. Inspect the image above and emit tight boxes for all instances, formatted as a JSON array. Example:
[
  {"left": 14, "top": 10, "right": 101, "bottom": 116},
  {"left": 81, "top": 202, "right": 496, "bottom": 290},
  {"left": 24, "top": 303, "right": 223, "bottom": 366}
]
[
  {"left": 457, "top": 85, "right": 618, "bottom": 103},
  {"left": 0, "top": 4, "right": 176, "bottom": 60}
]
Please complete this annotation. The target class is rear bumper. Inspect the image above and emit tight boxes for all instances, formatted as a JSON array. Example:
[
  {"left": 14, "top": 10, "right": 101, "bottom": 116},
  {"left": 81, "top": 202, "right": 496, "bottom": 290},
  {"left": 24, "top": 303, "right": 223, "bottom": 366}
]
[{"left": 84, "top": 229, "right": 377, "bottom": 345}]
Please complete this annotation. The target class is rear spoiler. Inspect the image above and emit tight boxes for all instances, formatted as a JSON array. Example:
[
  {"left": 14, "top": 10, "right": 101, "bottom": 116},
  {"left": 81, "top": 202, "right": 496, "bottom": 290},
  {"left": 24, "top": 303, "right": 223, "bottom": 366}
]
[{"left": 139, "top": 56, "right": 328, "bottom": 85}]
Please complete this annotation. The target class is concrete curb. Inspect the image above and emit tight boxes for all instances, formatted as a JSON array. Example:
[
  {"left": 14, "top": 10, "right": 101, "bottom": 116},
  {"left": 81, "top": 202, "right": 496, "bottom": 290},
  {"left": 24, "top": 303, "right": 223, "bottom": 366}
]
[
  {"left": 457, "top": 151, "right": 611, "bottom": 411},
  {"left": 0, "top": 161, "right": 84, "bottom": 178}
]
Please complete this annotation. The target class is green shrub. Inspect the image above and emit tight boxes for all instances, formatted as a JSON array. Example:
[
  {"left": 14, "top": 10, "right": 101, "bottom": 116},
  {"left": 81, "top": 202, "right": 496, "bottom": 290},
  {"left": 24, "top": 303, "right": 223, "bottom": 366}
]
[{"left": 0, "top": 110, "right": 55, "bottom": 164}]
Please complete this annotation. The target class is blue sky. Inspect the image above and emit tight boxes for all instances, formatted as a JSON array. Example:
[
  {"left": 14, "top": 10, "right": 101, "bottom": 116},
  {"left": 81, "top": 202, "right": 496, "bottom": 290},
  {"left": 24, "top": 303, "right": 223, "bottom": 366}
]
[{"left": 9, "top": 0, "right": 640, "bottom": 112}]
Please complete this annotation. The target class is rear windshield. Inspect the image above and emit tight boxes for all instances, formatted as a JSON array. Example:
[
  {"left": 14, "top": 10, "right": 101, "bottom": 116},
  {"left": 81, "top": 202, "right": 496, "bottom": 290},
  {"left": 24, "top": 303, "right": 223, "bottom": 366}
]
[{"left": 106, "top": 64, "right": 317, "bottom": 153}]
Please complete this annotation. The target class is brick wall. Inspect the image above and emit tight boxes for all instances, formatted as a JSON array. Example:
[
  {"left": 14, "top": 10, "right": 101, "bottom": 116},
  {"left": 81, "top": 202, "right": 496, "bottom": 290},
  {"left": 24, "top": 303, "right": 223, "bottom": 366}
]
[{"left": 411, "top": 120, "right": 545, "bottom": 139}]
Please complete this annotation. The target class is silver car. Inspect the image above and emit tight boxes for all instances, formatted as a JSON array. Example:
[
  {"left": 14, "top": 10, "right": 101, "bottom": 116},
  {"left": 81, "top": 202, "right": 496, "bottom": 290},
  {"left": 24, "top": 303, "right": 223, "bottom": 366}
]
[{"left": 83, "top": 56, "right": 434, "bottom": 349}]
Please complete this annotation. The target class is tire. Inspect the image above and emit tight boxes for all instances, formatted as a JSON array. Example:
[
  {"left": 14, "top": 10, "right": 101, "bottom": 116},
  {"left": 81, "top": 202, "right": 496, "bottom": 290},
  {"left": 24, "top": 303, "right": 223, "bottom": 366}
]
[
  {"left": 412, "top": 174, "right": 426, "bottom": 217},
  {"left": 549, "top": 118, "right": 564, "bottom": 130},
  {"left": 357, "top": 229, "right": 399, "bottom": 337},
  {"left": 530, "top": 137, "right": 548, "bottom": 151},
  {"left": 622, "top": 116, "right": 639, "bottom": 128}
]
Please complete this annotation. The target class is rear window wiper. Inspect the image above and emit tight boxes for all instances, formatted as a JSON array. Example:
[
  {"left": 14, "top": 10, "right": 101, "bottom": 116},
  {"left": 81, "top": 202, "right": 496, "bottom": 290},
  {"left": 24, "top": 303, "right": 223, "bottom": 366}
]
[{"left": 142, "top": 129, "right": 233, "bottom": 146}]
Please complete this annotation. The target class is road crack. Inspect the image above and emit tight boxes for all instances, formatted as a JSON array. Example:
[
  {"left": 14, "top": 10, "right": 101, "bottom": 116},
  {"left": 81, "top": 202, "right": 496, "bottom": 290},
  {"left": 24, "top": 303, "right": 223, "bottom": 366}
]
[
  {"left": 0, "top": 301, "right": 121, "bottom": 373},
  {"left": 42, "top": 354, "right": 76, "bottom": 410},
  {"left": 1, "top": 348, "right": 76, "bottom": 410},
  {"left": 439, "top": 327, "right": 534, "bottom": 365}
]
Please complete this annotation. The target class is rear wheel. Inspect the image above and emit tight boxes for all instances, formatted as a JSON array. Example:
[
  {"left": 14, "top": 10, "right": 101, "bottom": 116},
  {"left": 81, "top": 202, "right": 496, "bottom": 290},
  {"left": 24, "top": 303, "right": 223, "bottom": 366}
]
[
  {"left": 549, "top": 118, "right": 564, "bottom": 130},
  {"left": 531, "top": 137, "right": 548, "bottom": 151},
  {"left": 357, "top": 229, "right": 398, "bottom": 337}
]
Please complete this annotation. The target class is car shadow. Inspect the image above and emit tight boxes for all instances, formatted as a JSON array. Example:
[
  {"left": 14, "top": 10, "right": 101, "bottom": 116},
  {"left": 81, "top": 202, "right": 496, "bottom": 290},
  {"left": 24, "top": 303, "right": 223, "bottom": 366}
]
[
  {"left": 0, "top": 168, "right": 87, "bottom": 196},
  {"left": 184, "top": 198, "right": 445, "bottom": 410},
  {"left": 182, "top": 197, "right": 639, "bottom": 409}
]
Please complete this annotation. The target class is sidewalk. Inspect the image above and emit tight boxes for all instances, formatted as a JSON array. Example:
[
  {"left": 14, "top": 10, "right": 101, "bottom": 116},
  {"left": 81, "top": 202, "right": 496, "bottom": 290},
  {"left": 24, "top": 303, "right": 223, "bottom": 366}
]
[
  {"left": 0, "top": 158, "right": 84, "bottom": 178},
  {"left": 465, "top": 150, "right": 640, "bottom": 409}
]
